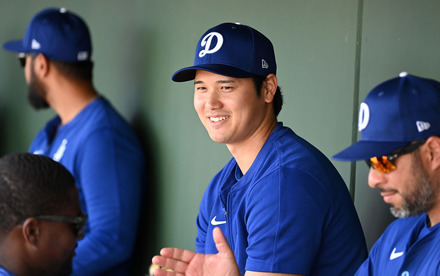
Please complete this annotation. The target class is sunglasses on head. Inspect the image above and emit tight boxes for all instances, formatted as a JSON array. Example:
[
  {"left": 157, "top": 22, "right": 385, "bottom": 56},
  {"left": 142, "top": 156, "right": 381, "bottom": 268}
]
[{"left": 365, "top": 139, "right": 426, "bottom": 174}]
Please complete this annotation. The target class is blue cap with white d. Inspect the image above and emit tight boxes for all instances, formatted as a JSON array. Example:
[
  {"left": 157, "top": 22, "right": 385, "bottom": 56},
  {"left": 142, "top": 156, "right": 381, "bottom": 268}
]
[
  {"left": 3, "top": 7, "right": 92, "bottom": 62},
  {"left": 172, "top": 22, "right": 276, "bottom": 82},
  {"left": 333, "top": 72, "right": 440, "bottom": 161}
]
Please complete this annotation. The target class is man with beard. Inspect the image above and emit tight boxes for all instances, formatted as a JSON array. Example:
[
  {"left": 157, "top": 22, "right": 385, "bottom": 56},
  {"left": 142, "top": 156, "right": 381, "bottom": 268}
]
[
  {"left": 2, "top": 8, "right": 146, "bottom": 275},
  {"left": 0, "top": 153, "right": 86, "bottom": 276},
  {"left": 333, "top": 72, "right": 440, "bottom": 275}
]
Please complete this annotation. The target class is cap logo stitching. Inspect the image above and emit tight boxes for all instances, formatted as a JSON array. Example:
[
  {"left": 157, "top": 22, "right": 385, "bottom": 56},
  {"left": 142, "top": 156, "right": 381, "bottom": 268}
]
[
  {"left": 199, "top": 32, "right": 223, "bottom": 58},
  {"left": 416, "top": 121, "right": 431, "bottom": 132},
  {"left": 262, "top": 59, "right": 269, "bottom": 69},
  {"left": 358, "top": 102, "right": 370, "bottom": 131},
  {"left": 31, "top": 39, "right": 41, "bottom": 50}
]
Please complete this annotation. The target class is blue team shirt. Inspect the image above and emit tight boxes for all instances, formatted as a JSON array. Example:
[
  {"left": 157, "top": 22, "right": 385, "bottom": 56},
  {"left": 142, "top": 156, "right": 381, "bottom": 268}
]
[
  {"left": 356, "top": 213, "right": 440, "bottom": 275},
  {"left": 0, "top": 266, "right": 13, "bottom": 276},
  {"left": 29, "top": 97, "right": 146, "bottom": 275},
  {"left": 196, "top": 122, "right": 367, "bottom": 275}
]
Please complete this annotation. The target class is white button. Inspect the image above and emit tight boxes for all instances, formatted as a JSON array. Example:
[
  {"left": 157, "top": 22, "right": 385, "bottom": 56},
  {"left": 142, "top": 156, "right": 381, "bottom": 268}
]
[{"left": 399, "top": 72, "right": 408, "bottom": 77}]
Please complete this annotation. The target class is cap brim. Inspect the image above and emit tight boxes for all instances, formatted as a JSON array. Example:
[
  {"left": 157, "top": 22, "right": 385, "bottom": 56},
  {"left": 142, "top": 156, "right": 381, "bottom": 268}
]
[
  {"left": 332, "top": 140, "right": 409, "bottom": 161},
  {"left": 172, "top": 64, "right": 255, "bottom": 82},
  {"left": 3, "top": 40, "right": 26, "bottom": 53}
]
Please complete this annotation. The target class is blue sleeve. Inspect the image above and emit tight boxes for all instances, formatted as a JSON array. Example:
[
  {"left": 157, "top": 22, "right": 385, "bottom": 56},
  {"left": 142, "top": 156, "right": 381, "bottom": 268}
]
[
  {"left": 355, "top": 259, "right": 372, "bottom": 276},
  {"left": 195, "top": 202, "right": 208, "bottom": 253},
  {"left": 195, "top": 176, "right": 218, "bottom": 253},
  {"left": 355, "top": 231, "right": 382, "bottom": 276},
  {"left": 244, "top": 168, "right": 329, "bottom": 274},
  {"left": 72, "top": 129, "right": 145, "bottom": 275},
  {"left": 0, "top": 266, "right": 15, "bottom": 276},
  {"left": 355, "top": 245, "right": 378, "bottom": 275}
]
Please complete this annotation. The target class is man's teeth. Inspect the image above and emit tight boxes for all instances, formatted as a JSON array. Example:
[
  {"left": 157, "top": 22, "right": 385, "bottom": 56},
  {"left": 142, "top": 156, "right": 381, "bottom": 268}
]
[{"left": 210, "top": 116, "right": 228, "bottom": 122}]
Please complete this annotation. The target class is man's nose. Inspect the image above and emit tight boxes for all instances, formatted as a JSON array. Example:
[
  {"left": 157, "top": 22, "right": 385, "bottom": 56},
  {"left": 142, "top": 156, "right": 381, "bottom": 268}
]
[
  {"left": 368, "top": 167, "right": 387, "bottom": 189},
  {"left": 206, "top": 91, "right": 222, "bottom": 109}
]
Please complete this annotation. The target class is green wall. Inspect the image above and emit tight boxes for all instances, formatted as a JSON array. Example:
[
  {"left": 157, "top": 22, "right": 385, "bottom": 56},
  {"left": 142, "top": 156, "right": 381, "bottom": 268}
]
[{"left": 1, "top": 0, "right": 439, "bottom": 274}]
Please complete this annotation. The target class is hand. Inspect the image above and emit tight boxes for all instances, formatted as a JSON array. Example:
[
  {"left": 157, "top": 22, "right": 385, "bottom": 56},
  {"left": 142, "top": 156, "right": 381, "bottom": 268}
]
[{"left": 152, "top": 227, "right": 241, "bottom": 276}]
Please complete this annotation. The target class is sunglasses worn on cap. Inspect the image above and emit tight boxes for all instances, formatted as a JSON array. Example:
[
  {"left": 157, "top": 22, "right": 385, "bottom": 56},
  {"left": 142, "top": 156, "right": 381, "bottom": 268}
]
[
  {"left": 20, "top": 214, "right": 88, "bottom": 238},
  {"left": 365, "top": 139, "right": 426, "bottom": 174}
]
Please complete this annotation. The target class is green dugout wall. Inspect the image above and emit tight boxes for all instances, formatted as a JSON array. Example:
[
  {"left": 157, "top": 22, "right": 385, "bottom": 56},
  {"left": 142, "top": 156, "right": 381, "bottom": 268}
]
[{"left": 0, "top": 0, "right": 439, "bottom": 274}]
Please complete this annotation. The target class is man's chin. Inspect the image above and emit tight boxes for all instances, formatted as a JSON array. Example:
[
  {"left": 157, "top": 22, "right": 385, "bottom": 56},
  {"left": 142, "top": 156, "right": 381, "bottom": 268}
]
[
  {"left": 56, "top": 257, "right": 73, "bottom": 276},
  {"left": 390, "top": 206, "right": 410, "bottom": 218},
  {"left": 27, "top": 92, "right": 49, "bottom": 110},
  {"left": 28, "top": 99, "right": 50, "bottom": 110},
  {"left": 390, "top": 202, "right": 421, "bottom": 218}
]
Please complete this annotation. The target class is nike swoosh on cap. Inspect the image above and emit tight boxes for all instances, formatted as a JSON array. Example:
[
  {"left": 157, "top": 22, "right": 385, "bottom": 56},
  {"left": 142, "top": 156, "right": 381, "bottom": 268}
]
[{"left": 211, "top": 216, "right": 226, "bottom": 226}]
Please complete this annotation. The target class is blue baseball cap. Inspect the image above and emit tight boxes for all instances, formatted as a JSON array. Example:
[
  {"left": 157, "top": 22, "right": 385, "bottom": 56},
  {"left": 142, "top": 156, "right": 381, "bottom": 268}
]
[
  {"left": 172, "top": 22, "right": 276, "bottom": 82},
  {"left": 333, "top": 72, "right": 440, "bottom": 161},
  {"left": 3, "top": 7, "right": 92, "bottom": 62}
]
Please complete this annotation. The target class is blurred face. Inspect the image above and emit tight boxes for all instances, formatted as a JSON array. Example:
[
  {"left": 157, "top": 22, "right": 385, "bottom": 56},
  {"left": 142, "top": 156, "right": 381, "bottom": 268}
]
[
  {"left": 193, "top": 70, "right": 270, "bottom": 147},
  {"left": 368, "top": 150, "right": 436, "bottom": 218},
  {"left": 25, "top": 55, "right": 49, "bottom": 110},
  {"left": 35, "top": 187, "right": 83, "bottom": 276}
]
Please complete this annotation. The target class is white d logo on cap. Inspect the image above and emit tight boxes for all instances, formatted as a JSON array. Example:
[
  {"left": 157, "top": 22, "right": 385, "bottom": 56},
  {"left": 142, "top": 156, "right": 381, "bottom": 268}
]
[
  {"left": 199, "top": 32, "right": 223, "bottom": 58},
  {"left": 358, "top": 102, "right": 370, "bottom": 131}
]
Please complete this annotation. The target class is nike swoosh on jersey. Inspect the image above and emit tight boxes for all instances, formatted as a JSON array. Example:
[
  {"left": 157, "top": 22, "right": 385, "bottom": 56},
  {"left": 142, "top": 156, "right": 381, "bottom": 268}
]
[
  {"left": 390, "top": 247, "right": 404, "bottom": 260},
  {"left": 211, "top": 216, "right": 226, "bottom": 226}
]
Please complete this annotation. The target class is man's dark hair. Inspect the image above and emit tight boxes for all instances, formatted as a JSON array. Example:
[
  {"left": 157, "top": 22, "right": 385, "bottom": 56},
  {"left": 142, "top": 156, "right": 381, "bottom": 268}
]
[
  {"left": 51, "top": 60, "right": 94, "bottom": 82},
  {"left": 0, "top": 153, "right": 76, "bottom": 234},
  {"left": 252, "top": 75, "right": 283, "bottom": 117}
]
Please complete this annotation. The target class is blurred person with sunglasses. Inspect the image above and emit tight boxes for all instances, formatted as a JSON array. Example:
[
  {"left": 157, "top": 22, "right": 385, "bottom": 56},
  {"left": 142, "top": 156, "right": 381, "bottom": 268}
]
[
  {"left": 0, "top": 153, "right": 86, "bottom": 276},
  {"left": 333, "top": 72, "right": 440, "bottom": 275},
  {"left": 2, "top": 8, "right": 146, "bottom": 276}
]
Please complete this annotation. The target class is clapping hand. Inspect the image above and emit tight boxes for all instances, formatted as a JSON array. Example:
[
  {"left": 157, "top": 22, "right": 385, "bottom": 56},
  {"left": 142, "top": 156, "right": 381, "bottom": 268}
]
[{"left": 152, "top": 227, "right": 241, "bottom": 276}]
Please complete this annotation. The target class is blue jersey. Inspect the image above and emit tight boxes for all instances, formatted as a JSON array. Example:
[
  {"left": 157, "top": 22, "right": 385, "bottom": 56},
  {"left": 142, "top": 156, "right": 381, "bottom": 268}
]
[
  {"left": 0, "top": 266, "right": 14, "bottom": 276},
  {"left": 196, "top": 122, "right": 367, "bottom": 275},
  {"left": 29, "top": 97, "right": 146, "bottom": 275},
  {"left": 356, "top": 213, "right": 440, "bottom": 275}
]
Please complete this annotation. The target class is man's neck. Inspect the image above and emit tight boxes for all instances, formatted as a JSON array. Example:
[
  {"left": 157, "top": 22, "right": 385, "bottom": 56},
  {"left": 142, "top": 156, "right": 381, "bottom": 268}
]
[
  {"left": 50, "top": 83, "right": 98, "bottom": 125},
  {"left": 227, "top": 120, "right": 277, "bottom": 175},
  {"left": 427, "top": 200, "right": 440, "bottom": 227},
  {"left": 0, "top": 230, "right": 28, "bottom": 276}
]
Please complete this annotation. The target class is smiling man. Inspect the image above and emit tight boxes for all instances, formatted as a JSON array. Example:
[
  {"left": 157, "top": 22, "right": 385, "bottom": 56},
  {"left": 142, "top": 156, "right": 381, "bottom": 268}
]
[
  {"left": 0, "top": 153, "right": 86, "bottom": 276},
  {"left": 153, "top": 22, "right": 367, "bottom": 276},
  {"left": 333, "top": 72, "right": 440, "bottom": 275}
]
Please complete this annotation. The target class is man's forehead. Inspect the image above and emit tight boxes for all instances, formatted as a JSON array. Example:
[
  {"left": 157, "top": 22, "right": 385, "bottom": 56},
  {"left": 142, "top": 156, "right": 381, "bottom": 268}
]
[{"left": 194, "top": 70, "right": 240, "bottom": 83}]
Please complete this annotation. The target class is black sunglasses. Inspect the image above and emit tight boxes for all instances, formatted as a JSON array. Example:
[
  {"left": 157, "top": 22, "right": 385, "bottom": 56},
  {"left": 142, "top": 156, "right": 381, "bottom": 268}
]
[
  {"left": 17, "top": 52, "right": 26, "bottom": 68},
  {"left": 21, "top": 214, "right": 88, "bottom": 238},
  {"left": 365, "top": 139, "right": 426, "bottom": 174}
]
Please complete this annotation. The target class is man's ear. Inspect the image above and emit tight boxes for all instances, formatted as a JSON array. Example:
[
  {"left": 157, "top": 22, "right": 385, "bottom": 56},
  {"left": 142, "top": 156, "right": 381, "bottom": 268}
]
[
  {"left": 21, "top": 218, "right": 41, "bottom": 246},
  {"left": 263, "top": 74, "right": 277, "bottom": 103},
  {"left": 32, "top": 53, "right": 50, "bottom": 78},
  {"left": 425, "top": 136, "right": 440, "bottom": 171}
]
